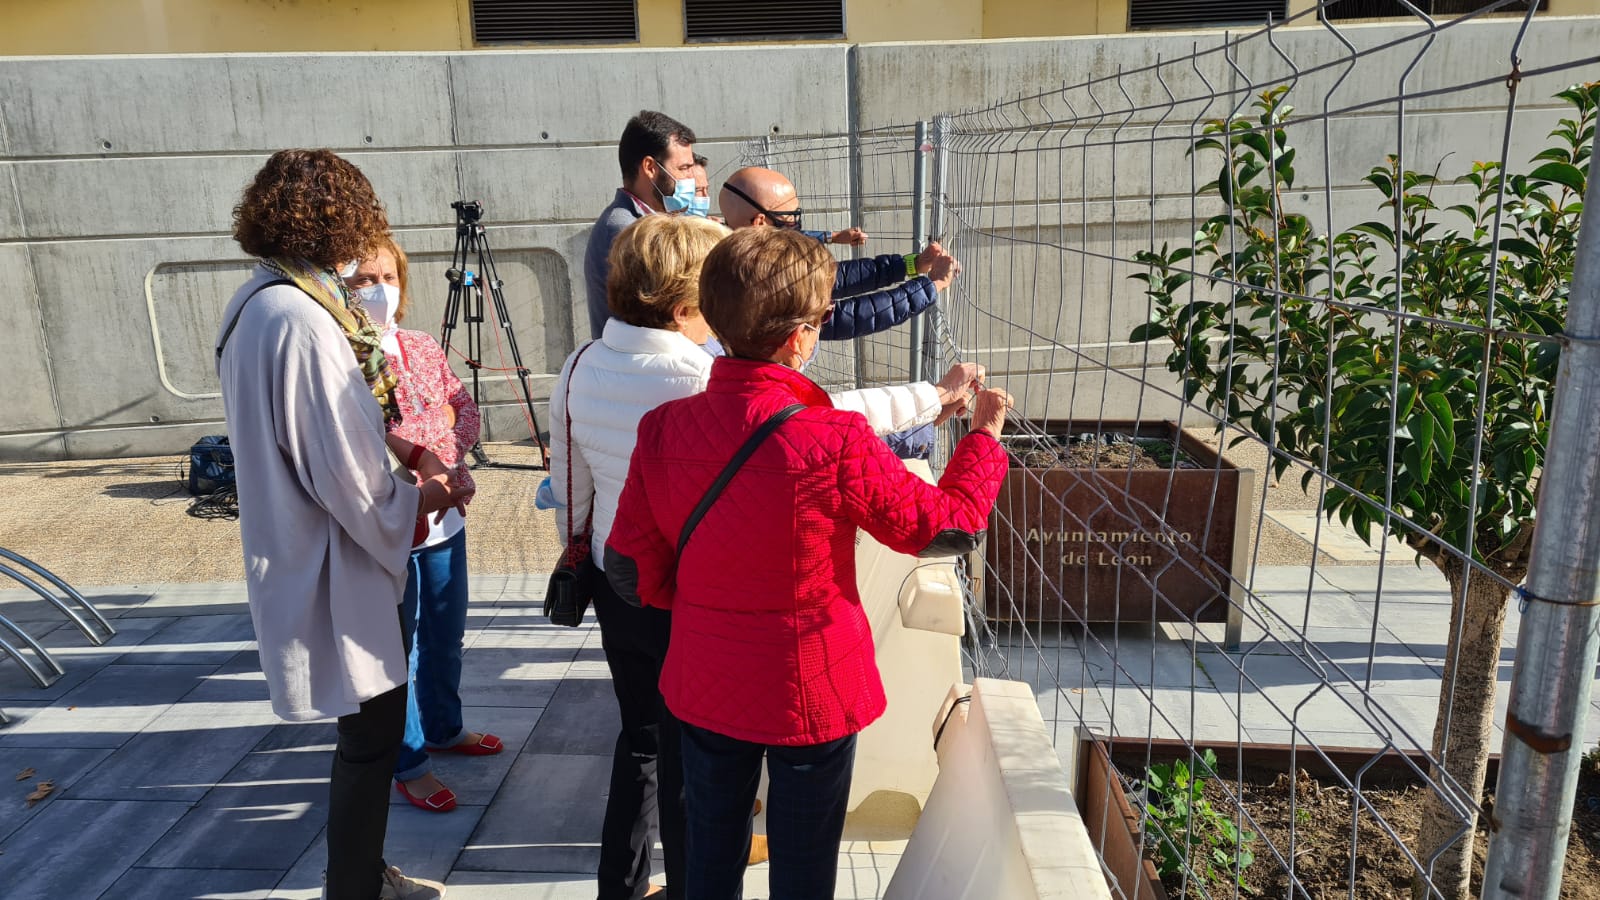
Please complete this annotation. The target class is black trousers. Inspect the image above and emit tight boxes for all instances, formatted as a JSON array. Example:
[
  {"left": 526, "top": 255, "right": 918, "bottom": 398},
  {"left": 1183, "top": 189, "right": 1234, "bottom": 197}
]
[
  {"left": 594, "top": 575, "right": 685, "bottom": 900},
  {"left": 325, "top": 606, "right": 413, "bottom": 899},
  {"left": 680, "top": 723, "right": 857, "bottom": 900}
]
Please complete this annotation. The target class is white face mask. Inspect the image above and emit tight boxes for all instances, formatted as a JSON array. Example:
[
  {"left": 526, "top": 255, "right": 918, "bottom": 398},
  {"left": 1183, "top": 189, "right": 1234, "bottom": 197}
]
[
  {"left": 355, "top": 283, "right": 401, "bottom": 329},
  {"left": 337, "top": 260, "right": 359, "bottom": 279}
]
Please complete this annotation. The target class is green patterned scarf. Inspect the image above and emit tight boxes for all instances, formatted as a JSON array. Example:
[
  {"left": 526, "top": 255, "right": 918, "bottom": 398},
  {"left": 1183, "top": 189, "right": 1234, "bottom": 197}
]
[{"left": 263, "top": 257, "right": 403, "bottom": 425}]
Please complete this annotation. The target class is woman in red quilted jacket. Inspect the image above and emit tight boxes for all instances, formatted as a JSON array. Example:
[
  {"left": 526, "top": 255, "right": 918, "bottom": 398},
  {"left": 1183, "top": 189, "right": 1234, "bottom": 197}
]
[{"left": 605, "top": 228, "right": 1011, "bottom": 900}]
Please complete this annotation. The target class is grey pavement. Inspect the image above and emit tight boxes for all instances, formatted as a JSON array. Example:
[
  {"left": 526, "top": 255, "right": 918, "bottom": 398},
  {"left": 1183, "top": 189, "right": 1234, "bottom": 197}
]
[
  {"left": 977, "top": 564, "right": 1600, "bottom": 768},
  {"left": 4, "top": 565, "right": 1598, "bottom": 898},
  {"left": 0, "top": 580, "right": 902, "bottom": 900}
]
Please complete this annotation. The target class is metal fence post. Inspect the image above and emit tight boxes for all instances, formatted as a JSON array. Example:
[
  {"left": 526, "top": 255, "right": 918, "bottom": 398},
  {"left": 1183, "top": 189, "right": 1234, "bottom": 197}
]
[
  {"left": 1481, "top": 177, "right": 1600, "bottom": 899},
  {"left": 925, "top": 114, "right": 950, "bottom": 382},
  {"left": 848, "top": 128, "right": 868, "bottom": 390},
  {"left": 908, "top": 120, "right": 930, "bottom": 384}
]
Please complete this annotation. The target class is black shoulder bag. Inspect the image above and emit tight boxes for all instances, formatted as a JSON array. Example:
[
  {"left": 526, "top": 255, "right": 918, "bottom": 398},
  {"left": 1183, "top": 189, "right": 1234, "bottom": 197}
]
[{"left": 545, "top": 342, "right": 602, "bottom": 627}]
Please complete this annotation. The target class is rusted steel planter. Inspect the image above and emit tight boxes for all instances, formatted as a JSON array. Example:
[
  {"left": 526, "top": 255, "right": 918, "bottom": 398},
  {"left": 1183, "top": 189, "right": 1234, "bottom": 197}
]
[
  {"left": 982, "top": 420, "right": 1253, "bottom": 646},
  {"left": 1078, "top": 736, "right": 1171, "bottom": 900}
]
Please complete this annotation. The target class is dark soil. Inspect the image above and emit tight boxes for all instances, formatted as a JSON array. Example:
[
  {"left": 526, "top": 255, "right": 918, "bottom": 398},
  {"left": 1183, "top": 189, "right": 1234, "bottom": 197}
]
[
  {"left": 1003, "top": 433, "right": 1200, "bottom": 470},
  {"left": 1138, "top": 757, "right": 1600, "bottom": 899}
]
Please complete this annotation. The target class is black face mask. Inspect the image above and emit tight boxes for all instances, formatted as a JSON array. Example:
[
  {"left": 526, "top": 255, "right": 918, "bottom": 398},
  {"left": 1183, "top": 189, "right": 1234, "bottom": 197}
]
[{"left": 723, "top": 182, "right": 804, "bottom": 231}]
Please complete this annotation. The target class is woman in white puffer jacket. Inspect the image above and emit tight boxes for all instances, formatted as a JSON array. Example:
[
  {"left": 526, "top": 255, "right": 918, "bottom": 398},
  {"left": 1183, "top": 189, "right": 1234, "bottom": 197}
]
[{"left": 547, "top": 214, "right": 978, "bottom": 900}]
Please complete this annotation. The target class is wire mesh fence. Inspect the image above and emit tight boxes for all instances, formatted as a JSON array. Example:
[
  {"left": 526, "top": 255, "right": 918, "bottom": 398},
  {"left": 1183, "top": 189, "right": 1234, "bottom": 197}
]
[{"left": 747, "top": 5, "right": 1598, "bottom": 898}]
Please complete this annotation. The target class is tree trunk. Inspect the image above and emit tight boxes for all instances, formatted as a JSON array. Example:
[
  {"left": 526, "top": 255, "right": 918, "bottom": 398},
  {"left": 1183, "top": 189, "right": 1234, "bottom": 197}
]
[{"left": 1411, "top": 559, "right": 1516, "bottom": 900}]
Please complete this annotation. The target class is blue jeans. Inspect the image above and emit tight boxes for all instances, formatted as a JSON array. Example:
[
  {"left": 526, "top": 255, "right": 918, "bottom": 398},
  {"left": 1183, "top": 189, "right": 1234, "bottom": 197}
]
[
  {"left": 395, "top": 527, "right": 470, "bottom": 781},
  {"left": 679, "top": 722, "right": 857, "bottom": 900}
]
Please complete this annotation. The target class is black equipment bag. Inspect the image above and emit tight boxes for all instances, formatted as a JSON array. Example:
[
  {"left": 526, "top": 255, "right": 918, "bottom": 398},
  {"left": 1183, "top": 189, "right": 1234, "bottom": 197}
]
[{"left": 186, "top": 435, "right": 235, "bottom": 496}]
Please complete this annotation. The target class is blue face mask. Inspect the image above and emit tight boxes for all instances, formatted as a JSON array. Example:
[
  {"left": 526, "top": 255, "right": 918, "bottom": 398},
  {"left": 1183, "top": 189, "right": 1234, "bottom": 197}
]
[
  {"left": 686, "top": 195, "right": 712, "bottom": 218},
  {"left": 655, "top": 162, "right": 697, "bottom": 213}
]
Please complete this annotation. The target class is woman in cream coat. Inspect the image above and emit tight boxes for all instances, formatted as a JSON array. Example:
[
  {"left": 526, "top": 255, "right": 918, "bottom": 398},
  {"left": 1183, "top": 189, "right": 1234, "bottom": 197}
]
[{"left": 217, "top": 149, "right": 470, "bottom": 900}]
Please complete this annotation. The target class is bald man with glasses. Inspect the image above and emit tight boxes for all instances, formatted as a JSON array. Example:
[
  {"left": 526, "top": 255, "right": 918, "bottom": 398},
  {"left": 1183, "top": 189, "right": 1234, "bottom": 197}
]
[{"left": 718, "top": 167, "right": 956, "bottom": 343}]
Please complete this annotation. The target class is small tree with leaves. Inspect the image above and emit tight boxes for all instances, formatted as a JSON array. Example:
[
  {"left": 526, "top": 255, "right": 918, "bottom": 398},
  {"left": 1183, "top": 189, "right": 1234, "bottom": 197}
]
[{"left": 1130, "top": 83, "right": 1595, "bottom": 900}]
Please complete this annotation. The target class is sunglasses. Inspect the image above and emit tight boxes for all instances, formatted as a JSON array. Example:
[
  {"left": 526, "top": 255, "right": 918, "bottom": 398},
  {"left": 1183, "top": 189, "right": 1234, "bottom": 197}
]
[
  {"left": 799, "top": 306, "right": 836, "bottom": 334},
  {"left": 723, "top": 183, "right": 804, "bottom": 231}
]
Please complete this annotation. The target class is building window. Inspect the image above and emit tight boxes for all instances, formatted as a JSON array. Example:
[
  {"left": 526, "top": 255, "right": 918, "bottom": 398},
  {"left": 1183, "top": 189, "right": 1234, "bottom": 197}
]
[
  {"left": 1320, "top": 0, "right": 1544, "bottom": 19},
  {"left": 1128, "top": 0, "right": 1288, "bottom": 30},
  {"left": 683, "top": 0, "right": 846, "bottom": 42},
  {"left": 471, "top": 0, "right": 638, "bottom": 44}
]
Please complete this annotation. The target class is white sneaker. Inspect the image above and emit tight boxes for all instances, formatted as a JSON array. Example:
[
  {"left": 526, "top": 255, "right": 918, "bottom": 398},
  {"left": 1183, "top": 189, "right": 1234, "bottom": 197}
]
[
  {"left": 318, "top": 867, "right": 446, "bottom": 899},
  {"left": 380, "top": 865, "right": 446, "bottom": 899}
]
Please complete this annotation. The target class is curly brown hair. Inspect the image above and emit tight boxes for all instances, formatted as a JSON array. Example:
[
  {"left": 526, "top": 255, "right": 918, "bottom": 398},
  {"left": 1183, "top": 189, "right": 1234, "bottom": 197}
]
[{"left": 232, "top": 149, "right": 389, "bottom": 267}]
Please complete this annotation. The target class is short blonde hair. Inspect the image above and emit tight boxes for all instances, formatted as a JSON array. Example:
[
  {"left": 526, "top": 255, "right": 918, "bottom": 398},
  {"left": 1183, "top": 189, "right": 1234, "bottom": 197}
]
[
  {"left": 606, "top": 215, "right": 730, "bottom": 330},
  {"left": 699, "top": 228, "right": 836, "bottom": 360}
]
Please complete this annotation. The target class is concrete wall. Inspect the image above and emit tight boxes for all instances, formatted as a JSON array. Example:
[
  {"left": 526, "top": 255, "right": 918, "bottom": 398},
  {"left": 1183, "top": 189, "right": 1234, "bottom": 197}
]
[{"left": 2, "top": 16, "right": 1598, "bottom": 458}]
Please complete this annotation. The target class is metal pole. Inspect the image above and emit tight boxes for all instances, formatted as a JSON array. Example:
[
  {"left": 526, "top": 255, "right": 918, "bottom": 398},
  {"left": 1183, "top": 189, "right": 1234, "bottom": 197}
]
[
  {"left": 848, "top": 123, "right": 868, "bottom": 390},
  {"left": 909, "top": 120, "right": 930, "bottom": 384},
  {"left": 925, "top": 115, "right": 950, "bottom": 383},
  {"left": 1481, "top": 178, "right": 1600, "bottom": 899}
]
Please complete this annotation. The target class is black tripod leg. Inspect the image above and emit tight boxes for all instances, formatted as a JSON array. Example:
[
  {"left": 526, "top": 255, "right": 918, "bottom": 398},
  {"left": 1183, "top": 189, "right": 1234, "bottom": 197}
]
[
  {"left": 477, "top": 233, "right": 550, "bottom": 470},
  {"left": 440, "top": 220, "right": 493, "bottom": 468}
]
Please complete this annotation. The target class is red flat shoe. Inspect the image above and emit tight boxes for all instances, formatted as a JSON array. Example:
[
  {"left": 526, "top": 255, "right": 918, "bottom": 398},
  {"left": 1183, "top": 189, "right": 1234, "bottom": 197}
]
[
  {"left": 431, "top": 733, "right": 504, "bottom": 756},
  {"left": 395, "top": 780, "right": 457, "bottom": 812}
]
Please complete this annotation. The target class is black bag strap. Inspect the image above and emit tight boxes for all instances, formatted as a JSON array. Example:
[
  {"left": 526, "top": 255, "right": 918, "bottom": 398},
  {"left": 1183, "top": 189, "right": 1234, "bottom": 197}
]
[
  {"left": 563, "top": 341, "right": 599, "bottom": 540},
  {"left": 677, "top": 403, "right": 806, "bottom": 556},
  {"left": 216, "top": 279, "right": 295, "bottom": 359}
]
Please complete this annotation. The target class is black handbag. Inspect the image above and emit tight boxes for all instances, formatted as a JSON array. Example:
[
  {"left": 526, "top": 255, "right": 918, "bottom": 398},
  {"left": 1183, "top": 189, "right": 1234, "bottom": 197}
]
[{"left": 545, "top": 342, "right": 601, "bottom": 627}]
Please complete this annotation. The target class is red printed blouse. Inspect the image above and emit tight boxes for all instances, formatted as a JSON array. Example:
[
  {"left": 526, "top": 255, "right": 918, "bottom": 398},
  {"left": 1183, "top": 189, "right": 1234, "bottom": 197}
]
[{"left": 384, "top": 328, "right": 480, "bottom": 496}]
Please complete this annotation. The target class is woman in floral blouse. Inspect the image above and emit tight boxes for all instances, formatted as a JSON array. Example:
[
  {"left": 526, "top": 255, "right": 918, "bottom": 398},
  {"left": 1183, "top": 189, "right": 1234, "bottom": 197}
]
[{"left": 347, "top": 235, "right": 503, "bottom": 814}]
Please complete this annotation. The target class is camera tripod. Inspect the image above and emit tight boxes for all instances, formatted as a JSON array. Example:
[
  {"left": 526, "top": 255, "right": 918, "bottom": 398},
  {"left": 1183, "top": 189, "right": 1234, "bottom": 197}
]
[{"left": 439, "top": 200, "right": 550, "bottom": 470}]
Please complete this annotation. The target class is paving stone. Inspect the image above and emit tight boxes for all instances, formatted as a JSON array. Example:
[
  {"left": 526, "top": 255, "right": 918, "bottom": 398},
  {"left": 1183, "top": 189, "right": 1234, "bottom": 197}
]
[
  {"left": 456, "top": 753, "right": 610, "bottom": 873},
  {"left": 1079, "top": 625, "right": 1214, "bottom": 690},
  {"left": 522, "top": 676, "right": 621, "bottom": 756},
  {"left": 0, "top": 583, "right": 157, "bottom": 624},
  {"left": 184, "top": 648, "right": 272, "bottom": 703},
  {"left": 68, "top": 711, "right": 275, "bottom": 802},
  {"left": 0, "top": 615, "right": 174, "bottom": 702},
  {"left": 497, "top": 573, "right": 555, "bottom": 604},
  {"left": 124, "top": 581, "right": 252, "bottom": 618},
  {"left": 1249, "top": 565, "right": 1338, "bottom": 593},
  {"left": 1266, "top": 510, "right": 1411, "bottom": 562},
  {"left": 0, "top": 662, "right": 218, "bottom": 749},
  {"left": 0, "top": 798, "right": 190, "bottom": 898},
  {"left": 1236, "top": 586, "right": 1375, "bottom": 633},
  {"left": 458, "top": 644, "right": 573, "bottom": 709},
  {"left": 473, "top": 609, "right": 593, "bottom": 650},
  {"left": 138, "top": 727, "right": 340, "bottom": 870},
  {"left": 0, "top": 699, "right": 49, "bottom": 730},
  {"left": 0, "top": 746, "right": 114, "bottom": 842},
  {"left": 99, "top": 866, "right": 282, "bottom": 899},
  {"left": 138, "top": 786, "right": 325, "bottom": 870},
  {"left": 389, "top": 705, "right": 545, "bottom": 807},
  {"left": 279, "top": 802, "right": 488, "bottom": 894},
  {"left": 113, "top": 612, "right": 256, "bottom": 666},
  {"left": 1315, "top": 564, "right": 1449, "bottom": 595},
  {"left": 443, "top": 871, "right": 602, "bottom": 899}
]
